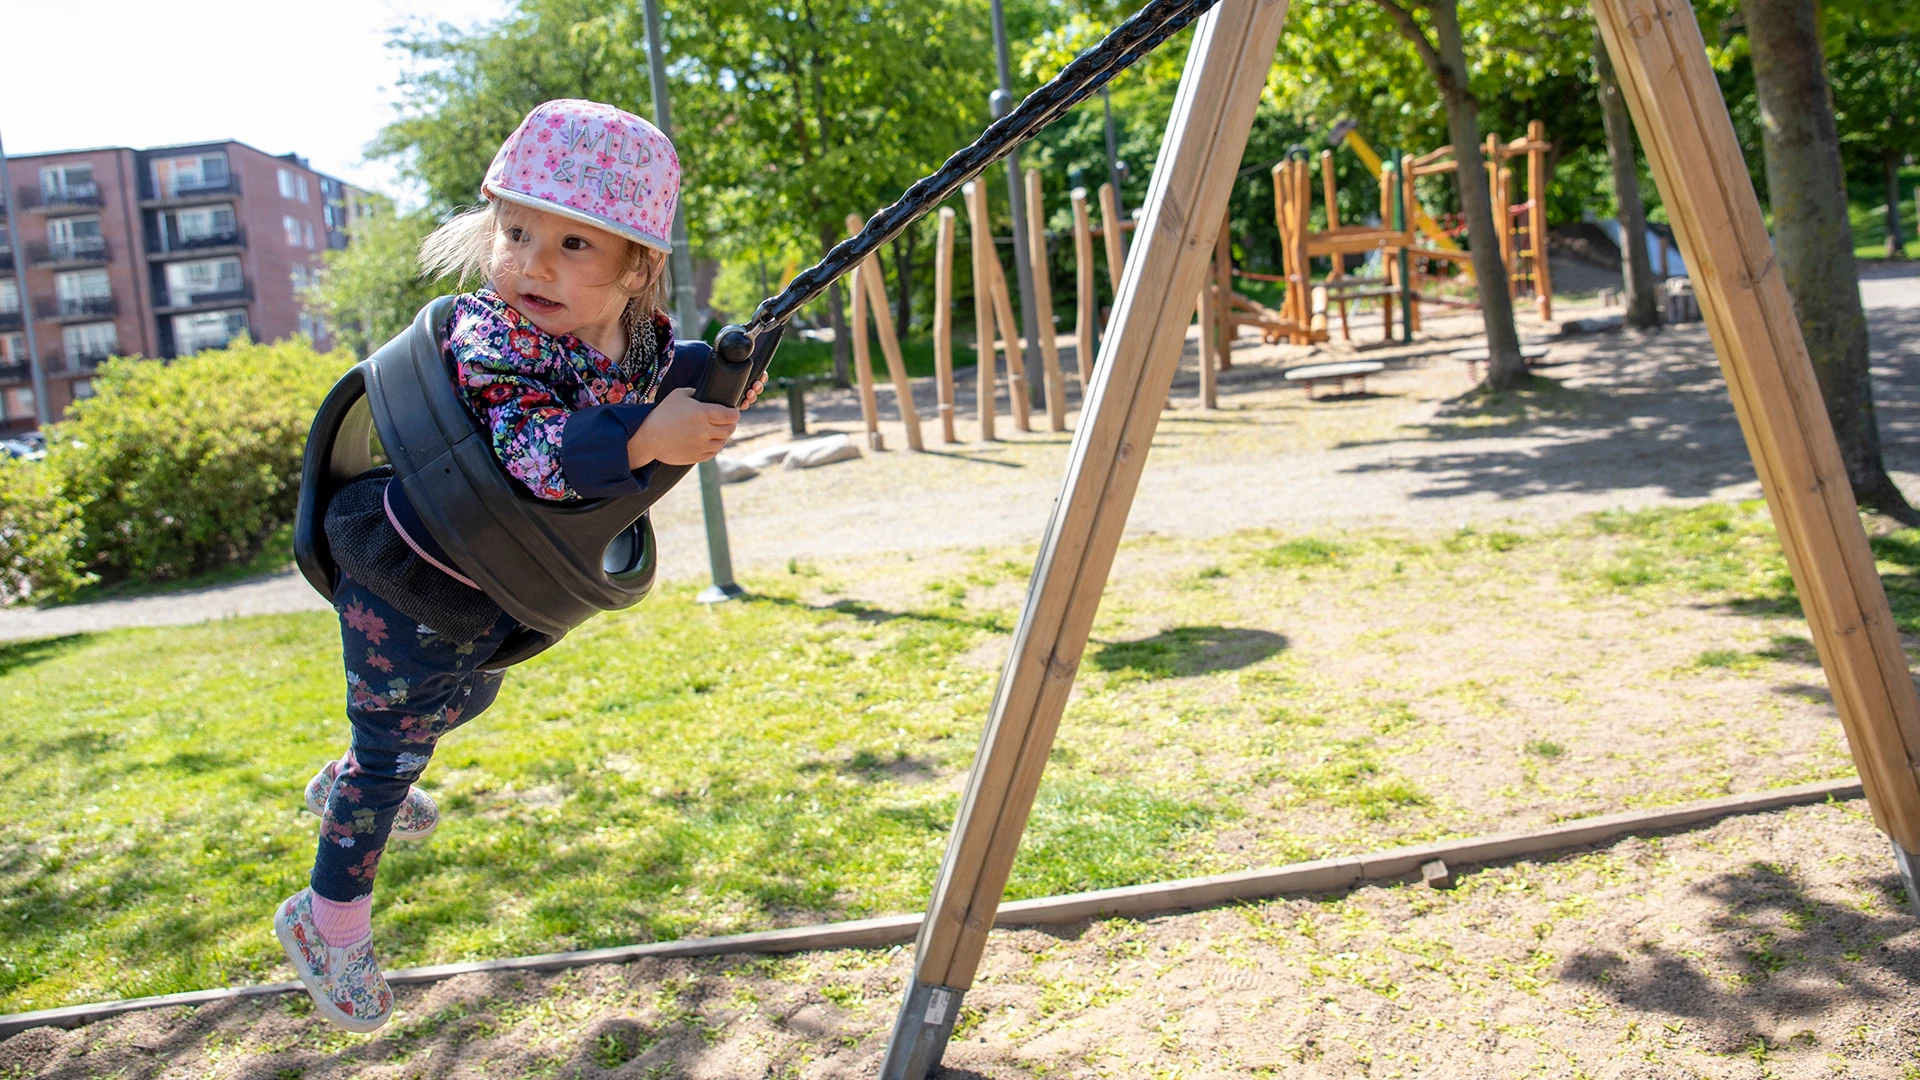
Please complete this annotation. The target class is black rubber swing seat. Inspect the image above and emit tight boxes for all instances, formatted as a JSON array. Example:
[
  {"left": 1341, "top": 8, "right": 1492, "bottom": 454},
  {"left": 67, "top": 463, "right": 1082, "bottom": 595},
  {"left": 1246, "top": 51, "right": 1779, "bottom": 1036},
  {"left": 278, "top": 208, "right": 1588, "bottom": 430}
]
[{"left": 294, "top": 296, "right": 672, "bottom": 669}]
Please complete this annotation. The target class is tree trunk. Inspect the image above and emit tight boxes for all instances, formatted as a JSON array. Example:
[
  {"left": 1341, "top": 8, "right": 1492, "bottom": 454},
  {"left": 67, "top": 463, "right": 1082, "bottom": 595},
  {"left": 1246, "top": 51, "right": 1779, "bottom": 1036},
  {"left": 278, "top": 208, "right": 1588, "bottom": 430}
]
[
  {"left": 1426, "top": 0, "right": 1526, "bottom": 389},
  {"left": 1887, "top": 150, "right": 1909, "bottom": 261},
  {"left": 1593, "top": 30, "right": 1662, "bottom": 329},
  {"left": 819, "top": 225, "right": 852, "bottom": 389},
  {"left": 1744, "top": 0, "right": 1915, "bottom": 520}
]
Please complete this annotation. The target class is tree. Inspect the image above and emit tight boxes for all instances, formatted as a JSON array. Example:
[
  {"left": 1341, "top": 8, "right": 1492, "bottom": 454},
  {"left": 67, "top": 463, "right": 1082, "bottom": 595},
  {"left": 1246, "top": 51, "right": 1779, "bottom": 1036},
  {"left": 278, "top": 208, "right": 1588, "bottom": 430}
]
[
  {"left": 1742, "top": 0, "right": 1915, "bottom": 521},
  {"left": 1366, "top": 0, "right": 1526, "bottom": 389},
  {"left": 305, "top": 209, "right": 458, "bottom": 359},
  {"left": 1824, "top": 2, "right": 1920, "bottom": 260},
  {"left": 372, "top": 0, "right": 1003, "bottom": 389},
  {"left": 1592, "top": 31, "right": 1660, "bottom": 329}
]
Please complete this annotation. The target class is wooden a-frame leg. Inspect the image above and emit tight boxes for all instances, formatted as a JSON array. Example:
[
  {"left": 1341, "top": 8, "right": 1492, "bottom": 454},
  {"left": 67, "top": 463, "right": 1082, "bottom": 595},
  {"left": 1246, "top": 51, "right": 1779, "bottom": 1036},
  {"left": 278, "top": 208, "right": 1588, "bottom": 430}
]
[
  {"left": 1594, "top": 0, "right": 1920, "bottom": 880},
  {"left": 876, "top": 2, "right": 1294, "bottom": 1076}
]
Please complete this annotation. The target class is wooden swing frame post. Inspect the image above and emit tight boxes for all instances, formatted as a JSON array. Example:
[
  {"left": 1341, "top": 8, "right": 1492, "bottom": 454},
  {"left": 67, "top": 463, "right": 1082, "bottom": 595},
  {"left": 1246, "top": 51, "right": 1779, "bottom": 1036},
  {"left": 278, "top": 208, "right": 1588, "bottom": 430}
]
[
  {"left": 848, "top": 213, "right": 925, "bottom": 452},
  {"left": 876, "top": 1, "right": 1295, "bottom": 1073},
  {"left": 1592, "top": 0, "right": 1920, "bottom": 861},
  {"left": 883, "top": 0, "right": 1920, "bottom": 1074},
  {"left": 933, "top": 207, "right": 959, "bottom": 444}
]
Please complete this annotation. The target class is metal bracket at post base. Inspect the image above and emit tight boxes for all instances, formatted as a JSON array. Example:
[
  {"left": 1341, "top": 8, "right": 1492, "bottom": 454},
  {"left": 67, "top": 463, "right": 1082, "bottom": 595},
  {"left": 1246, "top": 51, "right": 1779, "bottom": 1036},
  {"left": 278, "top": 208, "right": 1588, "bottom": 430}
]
[
  {"left": 1894, "top": 841, "right": 1920, "bottom": 918},
  {"left": 878, "top": 981, "right": 966, "bottom": 1080}
]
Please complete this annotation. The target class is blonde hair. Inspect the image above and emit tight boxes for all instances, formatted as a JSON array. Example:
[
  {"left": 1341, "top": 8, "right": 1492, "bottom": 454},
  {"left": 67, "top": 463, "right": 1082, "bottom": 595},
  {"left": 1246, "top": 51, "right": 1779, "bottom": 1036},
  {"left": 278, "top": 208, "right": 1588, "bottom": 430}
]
[{"left": 418, "top": 202, "right": 671, "bottom": 312}]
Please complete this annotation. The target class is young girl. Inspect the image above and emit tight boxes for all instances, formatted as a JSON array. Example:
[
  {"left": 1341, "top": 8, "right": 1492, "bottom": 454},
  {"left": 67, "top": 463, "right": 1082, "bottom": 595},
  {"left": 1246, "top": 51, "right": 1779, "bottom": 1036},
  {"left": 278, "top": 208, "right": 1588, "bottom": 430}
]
[{"left": 275, "top": 99, "right": 761, "bottom": 1032}]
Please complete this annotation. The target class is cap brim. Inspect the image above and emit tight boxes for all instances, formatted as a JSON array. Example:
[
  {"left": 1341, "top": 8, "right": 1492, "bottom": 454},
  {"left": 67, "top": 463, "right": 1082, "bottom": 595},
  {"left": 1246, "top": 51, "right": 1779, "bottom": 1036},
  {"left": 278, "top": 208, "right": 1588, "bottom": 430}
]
[{"left": 485, "top": 184, "right": 672, "bottom": 254}]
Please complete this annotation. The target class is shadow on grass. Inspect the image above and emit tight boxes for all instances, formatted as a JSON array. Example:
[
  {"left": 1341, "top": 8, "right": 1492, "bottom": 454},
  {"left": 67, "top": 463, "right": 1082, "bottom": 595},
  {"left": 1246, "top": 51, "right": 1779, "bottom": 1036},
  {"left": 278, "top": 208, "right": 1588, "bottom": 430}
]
[
  {"left": 1090, "top": 625, "right": 1287, "bottom": 680},
  {"left": 745, "top": 593, "right": 1007, "bottom": 634},
  {"left": 0, "top": 633, "right": 92, "bottom": 678}
]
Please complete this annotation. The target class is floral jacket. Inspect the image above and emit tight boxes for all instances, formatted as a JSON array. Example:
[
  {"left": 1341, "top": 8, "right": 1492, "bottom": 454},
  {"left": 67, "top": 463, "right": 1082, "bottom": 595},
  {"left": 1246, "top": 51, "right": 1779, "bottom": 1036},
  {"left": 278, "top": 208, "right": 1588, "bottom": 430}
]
[{"left": 449, "top": 288, "right": 703, "bottom": 501}]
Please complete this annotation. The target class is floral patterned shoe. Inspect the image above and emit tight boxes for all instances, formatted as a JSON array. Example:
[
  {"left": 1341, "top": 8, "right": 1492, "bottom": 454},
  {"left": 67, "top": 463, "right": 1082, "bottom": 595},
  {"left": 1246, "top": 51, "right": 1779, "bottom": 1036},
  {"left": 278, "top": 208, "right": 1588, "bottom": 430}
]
[
  {"left": 304, "top": 758, "right": 439, "bottom": 841},
  {"left": 274, "top": 888, "right": 393, "bottom": 1033}
]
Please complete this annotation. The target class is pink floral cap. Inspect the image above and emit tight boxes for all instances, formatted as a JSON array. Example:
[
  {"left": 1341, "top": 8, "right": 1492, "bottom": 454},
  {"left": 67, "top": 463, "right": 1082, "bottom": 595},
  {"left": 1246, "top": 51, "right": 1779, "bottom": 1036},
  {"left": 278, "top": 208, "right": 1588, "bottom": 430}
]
[{"left": 481, "top": 99, "right": 679, "bottom": 253}]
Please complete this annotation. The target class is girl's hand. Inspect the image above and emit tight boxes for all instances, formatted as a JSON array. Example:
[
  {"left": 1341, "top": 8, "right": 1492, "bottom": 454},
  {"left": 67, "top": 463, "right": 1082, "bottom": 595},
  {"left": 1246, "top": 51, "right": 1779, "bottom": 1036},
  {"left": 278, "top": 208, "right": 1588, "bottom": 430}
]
[
  {"left": 627, "top": 387, "right": 739, "bottom": 467},
  {"left": 740, "top": 374, "right": 768, "bottom": 408}
]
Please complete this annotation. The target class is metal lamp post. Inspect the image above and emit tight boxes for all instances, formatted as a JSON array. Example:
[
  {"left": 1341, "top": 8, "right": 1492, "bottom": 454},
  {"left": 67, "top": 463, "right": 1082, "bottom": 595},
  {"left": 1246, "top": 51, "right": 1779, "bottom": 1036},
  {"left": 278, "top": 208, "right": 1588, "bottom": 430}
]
[
  {"left": 643, "top": 0, "right": 743, "bottom": 603},
  {"left": 989, "top": 0, "right": 1046, "bottom": 411}
]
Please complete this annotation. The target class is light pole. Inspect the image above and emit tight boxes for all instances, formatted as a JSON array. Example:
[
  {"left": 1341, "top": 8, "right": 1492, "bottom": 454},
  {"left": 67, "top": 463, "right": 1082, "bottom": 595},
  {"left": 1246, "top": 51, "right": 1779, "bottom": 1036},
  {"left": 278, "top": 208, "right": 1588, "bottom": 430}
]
[
  {"left": 989, "top": 0, "right": 1045, "bottom": 412},
  {"left": 1100, "top": 89, "right": 1129, "bottom": 258},
  {"left": 643, "top": 0, "right": 743, "bottom": 603},
  {"left": 0, "top": 128, "right": 51, "bottom": 428}
]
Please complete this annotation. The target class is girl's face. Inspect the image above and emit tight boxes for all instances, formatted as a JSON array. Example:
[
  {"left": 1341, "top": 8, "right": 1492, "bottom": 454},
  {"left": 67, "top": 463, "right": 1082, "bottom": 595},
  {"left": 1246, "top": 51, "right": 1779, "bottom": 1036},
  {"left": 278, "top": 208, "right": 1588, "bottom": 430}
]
[{"left": 489, "top": 203, "right": 655, "bottom": 340}]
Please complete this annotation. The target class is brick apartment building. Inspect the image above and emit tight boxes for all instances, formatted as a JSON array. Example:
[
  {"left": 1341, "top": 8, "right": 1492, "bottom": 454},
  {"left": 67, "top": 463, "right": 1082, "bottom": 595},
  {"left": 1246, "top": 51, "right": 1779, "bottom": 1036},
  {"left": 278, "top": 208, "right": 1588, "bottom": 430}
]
[{"left": 0, "top": 139, "right": 375, "bottom": 433}]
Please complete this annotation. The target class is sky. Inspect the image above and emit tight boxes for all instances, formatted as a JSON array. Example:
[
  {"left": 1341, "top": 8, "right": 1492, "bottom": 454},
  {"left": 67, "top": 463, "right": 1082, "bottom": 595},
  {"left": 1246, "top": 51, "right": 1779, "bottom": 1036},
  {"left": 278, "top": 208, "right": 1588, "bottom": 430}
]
[{"left": 0, "top": 0, "right": 515, "bottom": 203}]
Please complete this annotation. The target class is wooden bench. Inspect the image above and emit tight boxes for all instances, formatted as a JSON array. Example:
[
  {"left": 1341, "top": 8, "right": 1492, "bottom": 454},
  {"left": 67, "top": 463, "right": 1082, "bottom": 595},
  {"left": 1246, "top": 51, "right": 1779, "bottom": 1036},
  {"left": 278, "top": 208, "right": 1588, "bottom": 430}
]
[{"left": 1283, "top": 360, "right": 1385, "bottom": 399}]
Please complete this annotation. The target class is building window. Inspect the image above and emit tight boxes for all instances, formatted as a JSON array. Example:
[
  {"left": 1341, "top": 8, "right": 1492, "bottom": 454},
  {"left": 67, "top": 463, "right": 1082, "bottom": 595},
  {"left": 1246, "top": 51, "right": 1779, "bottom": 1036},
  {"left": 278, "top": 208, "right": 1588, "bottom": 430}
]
[
  {"left": 303, "top": 222, "right": 315, "bottom": 249},
  {"left": 298, "top": 311, "right": 314, "bottom": 338},
  {"left": 62, "top": 322, "right": 117, "bottom": 366},
  {"left": 46, "top": 215, "right": 104, "bottom": 260},
  {"left": 40, "top": 164, "right": 95, "bottom": 200},
  {"left": 172, "top": 309, "right": 248, "bottom": 355},
  {"left": 0, "top": 332, "right": 23, "bottom": 363},
  {"left": 0, "top": 279, "right": 17, "bottom": 316},
  {"left": 165, "top": 258, "right": 243, "bottom": 306},
  {"left": 284, "top": 215, "right": 303, "bottom": 246},
  {"left": 54, "top": 269, "right": 111, "bottom": 315},
  {"left": 166, "top": 205, "right": 238, "bottom": 250},
  {"left": 152, "top": 153, "right": 229, "bottom": 199},
  {"left": 290, "top": 265, "right": 309, "bottom": 292},
  {"left": 71, "top": 379, "right": 95, "bottom": 400},
  {"left": 323, "top": 205, "right": 335, "bottom": 228},
  {"left": 11, "top": 387, "right": 35, "bottom": 417},
  {"left": 298, "top": 176, "right": 310, "bottom": 203}
]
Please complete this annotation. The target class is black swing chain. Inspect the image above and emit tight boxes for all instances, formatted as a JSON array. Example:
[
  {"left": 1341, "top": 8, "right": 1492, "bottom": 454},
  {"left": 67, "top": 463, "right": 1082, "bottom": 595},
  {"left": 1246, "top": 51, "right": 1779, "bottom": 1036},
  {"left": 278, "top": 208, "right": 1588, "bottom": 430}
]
[{"left": 729, "top": 0, "right": 1225, "bottom": 346}]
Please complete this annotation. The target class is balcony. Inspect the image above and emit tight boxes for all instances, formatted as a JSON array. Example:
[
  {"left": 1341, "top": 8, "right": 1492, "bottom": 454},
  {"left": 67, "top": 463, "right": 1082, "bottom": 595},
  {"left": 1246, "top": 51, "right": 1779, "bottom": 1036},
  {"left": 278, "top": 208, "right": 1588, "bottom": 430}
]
[
  {"left": 19, "top": 184, "right": 104, "bottom": 211},
  {"left": 150, "top": 223, "right": 245, "bottom": 258},
  {"left": 0, "top": 311, "right": 20, "bottom": 332},
  {"left": 0, "top": 243, "right": 13, "bottom": 272},
  {"left": 58, "top": 347, "right": 112, "bottom": 372},
  {"left": 142, "top": 175, "right": 240, "bottom": 207},
  {"left": 0, "top": 362, "right": 29, "bottom": 383},
  {"left": 29, "top": 237, "right": 110, "bottom": 267},
  {"left": 36, "top": 295, "right": 117, "bottom": 321},
  {"left": 156, "top": 282, "right": 252, "bottom": 314}
]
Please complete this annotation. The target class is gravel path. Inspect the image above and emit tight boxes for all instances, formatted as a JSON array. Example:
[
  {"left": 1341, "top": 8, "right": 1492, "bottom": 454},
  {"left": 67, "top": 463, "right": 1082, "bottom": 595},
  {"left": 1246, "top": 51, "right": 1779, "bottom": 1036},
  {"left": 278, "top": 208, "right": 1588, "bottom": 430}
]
[{"left": 5, "top": 266, "right": 1915, "bottom": 644}]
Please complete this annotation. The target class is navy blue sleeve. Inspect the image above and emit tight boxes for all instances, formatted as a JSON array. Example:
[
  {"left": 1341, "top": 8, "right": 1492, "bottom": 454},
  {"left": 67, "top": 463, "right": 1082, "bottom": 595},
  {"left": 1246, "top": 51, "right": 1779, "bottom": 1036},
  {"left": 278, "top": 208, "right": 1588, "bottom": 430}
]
[{"left": 555, "top": 341, "right": 713, "bottom": 499}]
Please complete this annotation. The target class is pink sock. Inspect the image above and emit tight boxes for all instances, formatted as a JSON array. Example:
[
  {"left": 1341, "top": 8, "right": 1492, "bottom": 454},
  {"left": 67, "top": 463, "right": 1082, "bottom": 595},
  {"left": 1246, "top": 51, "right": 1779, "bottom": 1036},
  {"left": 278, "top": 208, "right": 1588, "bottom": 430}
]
[{"left": 311, "top": 893, "right": 373, "bottom": 947}]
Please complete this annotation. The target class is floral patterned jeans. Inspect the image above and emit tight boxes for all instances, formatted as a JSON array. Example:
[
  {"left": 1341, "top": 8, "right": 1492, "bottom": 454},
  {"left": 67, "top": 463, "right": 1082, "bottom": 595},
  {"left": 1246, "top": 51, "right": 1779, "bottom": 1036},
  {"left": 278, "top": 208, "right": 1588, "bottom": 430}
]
[{"left": 309, "top": 574, "right": 517, "bottom": 903}]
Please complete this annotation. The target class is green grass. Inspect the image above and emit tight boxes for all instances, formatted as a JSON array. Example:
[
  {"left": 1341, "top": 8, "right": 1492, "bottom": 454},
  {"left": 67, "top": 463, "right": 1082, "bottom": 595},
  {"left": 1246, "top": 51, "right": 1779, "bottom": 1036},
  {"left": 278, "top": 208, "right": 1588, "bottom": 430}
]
[
  {"left": 1847, "top": 166, "right": 1918, "bottom": 262},
  {"left": 6, "top": 501, "right": 1915, "bottom": 1012},
  {"left": 0, "top": 576, "right": 1212, "bottom": 1012}
]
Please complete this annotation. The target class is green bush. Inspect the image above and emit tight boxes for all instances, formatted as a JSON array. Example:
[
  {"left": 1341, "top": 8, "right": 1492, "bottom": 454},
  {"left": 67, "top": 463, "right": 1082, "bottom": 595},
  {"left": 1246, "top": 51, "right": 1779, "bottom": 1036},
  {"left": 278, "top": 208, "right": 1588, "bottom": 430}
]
[
  {"left": 1, "top": 337, "right": 351, "bottom": 602},
  {"left": 0, "top": 456, "right": 88, "bottom": 602}
]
